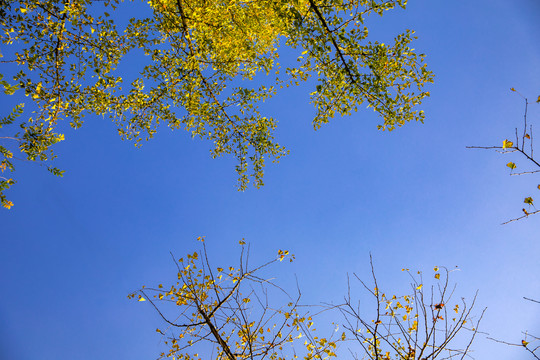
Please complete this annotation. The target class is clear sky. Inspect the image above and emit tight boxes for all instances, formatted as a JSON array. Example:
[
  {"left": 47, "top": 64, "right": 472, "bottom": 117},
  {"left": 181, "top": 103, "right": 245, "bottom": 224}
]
[{"left": 1, "top": 0, "right": 539, "bottom": 359}]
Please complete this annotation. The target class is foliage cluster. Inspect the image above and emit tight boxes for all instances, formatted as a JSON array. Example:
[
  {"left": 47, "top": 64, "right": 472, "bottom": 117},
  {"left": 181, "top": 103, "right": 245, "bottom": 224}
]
[
  {"left": 0, "top": 0, "right": 433, "bottom": 207},
  {"left": 130, "top": 240, "right": 484, "bottom": 360}
]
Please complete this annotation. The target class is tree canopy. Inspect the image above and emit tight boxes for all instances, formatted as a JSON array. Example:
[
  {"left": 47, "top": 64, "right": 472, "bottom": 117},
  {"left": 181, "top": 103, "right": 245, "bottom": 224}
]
[
  {"left": 130, "top": 240, "right": 484, "bottom": 360},
  {"left": 0, "top": 0, "right": 433, "bottom": 208}
]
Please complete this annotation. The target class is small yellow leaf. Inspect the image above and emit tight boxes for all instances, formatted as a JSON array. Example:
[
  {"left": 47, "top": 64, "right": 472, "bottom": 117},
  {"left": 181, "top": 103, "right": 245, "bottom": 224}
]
[
  {"left": 433, "top": 266, "right": 439, "bottom": 271},
  {"left": 507, "top": 162, "right": 517, "bottom": 169},
  {"left": 138, "top": 296, "right": 146, "bottom": 302},
  {"left": 416, "top": 284, "right": 423, "bottom": 290},
  {"left": 434, "top": 273, "right": 440, "bottom": 279},
  {"left": 522, "top": 340, "right": 529, "bottom": 347},
  {"left": 502, "top": 139, "right": 513, "bottom": 149},
  {"left": 510, "top": 87, "right": 516, "bottom": 92},
  {"left": 525, "top": 134, "right": 531, "bottom": 139},
  {"left": 524, "top": 197, "right": 534, "bottom": 205}
]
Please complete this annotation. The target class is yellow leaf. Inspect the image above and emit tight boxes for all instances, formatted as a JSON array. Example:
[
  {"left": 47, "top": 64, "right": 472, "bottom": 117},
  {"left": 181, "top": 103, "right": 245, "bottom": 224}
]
[
  {"left": 502, "top": 139, "right": 513, "bottom": 149},
  {"left": 434, "top": 273, "right": 440, "bottom": 279},
  {"left": 416, "top": 284, "right": 423, "bottom": 290},
  {"left": 507, "top": 162, "right": 516, "bottom": 169},
  {"left": 433, "top": 266, "right": 439, "bottom": 271},
  {"left": 138, "top": 296, "right": 146, "bottom": 301},
  {"left": 510, "top": 87, "right": 516, "bottom": 92},
  {"left": 522, "top": 340, "right": 529, "bottom": 347}
]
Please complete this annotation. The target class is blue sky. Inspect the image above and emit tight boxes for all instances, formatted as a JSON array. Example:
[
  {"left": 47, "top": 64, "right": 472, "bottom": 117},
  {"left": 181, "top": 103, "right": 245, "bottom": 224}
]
[{"left": 1, "top": 0, "right": 539, "bottom": 359}]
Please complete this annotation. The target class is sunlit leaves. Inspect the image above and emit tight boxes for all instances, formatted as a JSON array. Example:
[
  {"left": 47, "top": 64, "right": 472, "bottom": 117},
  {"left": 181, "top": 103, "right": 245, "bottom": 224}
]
[
  {"left": 347, "top": 265, "right": 482, "bottom": 360},
  {"left": 1, "top": 0, "right": 433, "bottom": 204},
  {"left": 502, "top": 139, "right": 513, "bottom": 149},
  {"left": 129, "top": 241, "right": 340, "bottom": 360},
  {"left": 0, "top": 102, "right": 24, "bottom": 208}
]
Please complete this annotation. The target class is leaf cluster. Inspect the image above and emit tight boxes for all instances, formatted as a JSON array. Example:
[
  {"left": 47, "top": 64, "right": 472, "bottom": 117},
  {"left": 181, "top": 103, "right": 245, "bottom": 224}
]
[
  {"left": 341, "top": 264, "right": 483, "bottom": 360},
  {"left": 132, "top": 242, "right": 482, "bottom": 360},
  {"left": 129, "top": 240, "right": 340, "bottom": 360},
  {"left": 1, "top": 0, "right": 433, "bottom": 206}
]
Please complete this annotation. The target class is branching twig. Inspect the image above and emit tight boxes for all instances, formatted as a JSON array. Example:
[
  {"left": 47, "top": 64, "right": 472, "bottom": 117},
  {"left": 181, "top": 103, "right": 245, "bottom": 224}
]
[{"left": 468, "top": 89, "right": 540, "bottom": 224}]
